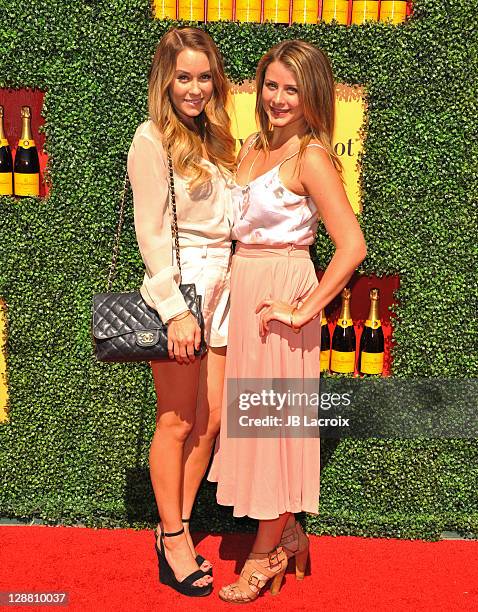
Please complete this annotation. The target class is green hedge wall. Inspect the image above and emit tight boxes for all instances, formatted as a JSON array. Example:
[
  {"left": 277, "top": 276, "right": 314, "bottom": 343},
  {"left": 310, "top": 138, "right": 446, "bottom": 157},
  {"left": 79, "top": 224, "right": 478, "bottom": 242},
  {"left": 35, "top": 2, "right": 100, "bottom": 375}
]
[{"left": 0, "top": 0, "right": 477, "bottom": 539}]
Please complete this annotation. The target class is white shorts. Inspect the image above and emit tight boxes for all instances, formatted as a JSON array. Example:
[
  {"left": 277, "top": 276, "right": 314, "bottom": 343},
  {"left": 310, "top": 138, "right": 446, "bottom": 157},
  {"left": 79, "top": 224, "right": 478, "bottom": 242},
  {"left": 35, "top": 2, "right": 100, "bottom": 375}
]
[{"left": 179, "top": 244, "right": 232, "bottom": 348}]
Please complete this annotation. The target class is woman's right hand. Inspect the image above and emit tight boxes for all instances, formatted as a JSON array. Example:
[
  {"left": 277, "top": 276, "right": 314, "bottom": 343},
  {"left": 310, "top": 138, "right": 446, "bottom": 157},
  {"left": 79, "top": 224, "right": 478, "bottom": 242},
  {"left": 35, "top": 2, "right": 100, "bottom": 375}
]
[{"left": 167, "top": 311, "right": 202, "bottom": 364}]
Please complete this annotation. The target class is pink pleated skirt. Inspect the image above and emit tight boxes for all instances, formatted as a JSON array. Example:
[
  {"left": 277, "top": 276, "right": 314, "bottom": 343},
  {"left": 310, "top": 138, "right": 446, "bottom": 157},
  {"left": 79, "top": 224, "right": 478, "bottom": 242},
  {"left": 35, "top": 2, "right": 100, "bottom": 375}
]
[{"left": 207, "top": 243, "right": 321, "bottom": 519}]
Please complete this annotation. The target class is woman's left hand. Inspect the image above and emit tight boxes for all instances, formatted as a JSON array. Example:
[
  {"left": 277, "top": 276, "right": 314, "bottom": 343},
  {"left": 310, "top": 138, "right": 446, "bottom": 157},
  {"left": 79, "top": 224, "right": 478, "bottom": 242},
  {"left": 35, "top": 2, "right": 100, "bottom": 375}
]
[{"left": 256, "top": 299, "right": 300, "bottom": 337}]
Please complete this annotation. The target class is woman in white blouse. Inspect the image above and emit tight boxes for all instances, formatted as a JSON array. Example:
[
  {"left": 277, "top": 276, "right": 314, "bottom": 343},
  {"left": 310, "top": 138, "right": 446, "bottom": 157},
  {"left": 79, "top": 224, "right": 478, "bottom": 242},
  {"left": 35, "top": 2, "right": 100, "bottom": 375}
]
[{"left": 127, "top": 27, "right": 234, "bottom": 597}]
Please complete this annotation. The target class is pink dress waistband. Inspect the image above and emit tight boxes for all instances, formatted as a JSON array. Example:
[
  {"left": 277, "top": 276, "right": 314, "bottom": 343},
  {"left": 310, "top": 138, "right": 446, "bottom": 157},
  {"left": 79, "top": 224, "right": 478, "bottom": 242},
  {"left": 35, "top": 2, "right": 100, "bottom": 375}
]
[{"left": 234, "top": 242, "right": 311, "bottom": 258}]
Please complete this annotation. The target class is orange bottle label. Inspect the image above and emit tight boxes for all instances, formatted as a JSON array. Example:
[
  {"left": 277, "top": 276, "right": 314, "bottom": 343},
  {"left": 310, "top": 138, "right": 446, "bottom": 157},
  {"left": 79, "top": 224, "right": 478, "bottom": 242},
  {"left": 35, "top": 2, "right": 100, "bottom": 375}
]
[
  {"left": 336, "top": 318, "right": 353, "bottom": 329},
  {"left": 352, "top": 0, "right": 379, "bottom": 24},
  {"left": 178, "top": 0, "right": 204, "bottom": 20},
  {"left": 14, "top": 173, "right": 39, "bottom": 196},
  {"left": 364, "top": 319, "right": 381, "bottom": 329},
  {"left": 0, "top": 172, "right": 13, "bottom": 195},
  {"left": 292, "top": 0, "right": 318, "bottom": 23},
  {"left": 379, "top": 0, "right": 407, "bottom": 24},
  {"left": 331, "top": 350, "right": 355, "bottom": 373},
  {"left": 207, "top": 0, "right": 233, "bottom": 20},
  {"left": 360, "top": 351, "right": 384, "bottom": 374},
  {"left": 17, "top": 139, "right": 36, "bottom": 149},
  {"left": 263, "top": 0, "right": 290, "bottom": 22},
  {"left": 322, "top": 0, "right": 349, "bottom": 24},
  {"left": 320, "top": 349, "right": 330, "bottom": 372},
  {"left": 152, "top": 0, "right": 176, "bottom": 18},
  {"left": 236, "top": 0, "right": 261, "bottom": 21}
]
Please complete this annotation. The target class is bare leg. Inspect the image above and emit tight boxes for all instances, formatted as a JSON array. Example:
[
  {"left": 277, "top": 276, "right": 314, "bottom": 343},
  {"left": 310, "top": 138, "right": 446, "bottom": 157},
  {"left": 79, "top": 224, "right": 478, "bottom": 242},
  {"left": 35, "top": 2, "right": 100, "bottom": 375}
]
[
  {"left": 149, "top": 359, "right": 210, "bottom": 587},
  {"left": 284, "top": 513, "right": 296, "bottom": 531},
  {"left": 181, "top": 346, "right": 226, "bottom": 559},
  {"left": 280, "top": 512, "right": 299, "bottom": 551},
  {"left": 252, "top": 513, "right": 292, "bottom": 553}
]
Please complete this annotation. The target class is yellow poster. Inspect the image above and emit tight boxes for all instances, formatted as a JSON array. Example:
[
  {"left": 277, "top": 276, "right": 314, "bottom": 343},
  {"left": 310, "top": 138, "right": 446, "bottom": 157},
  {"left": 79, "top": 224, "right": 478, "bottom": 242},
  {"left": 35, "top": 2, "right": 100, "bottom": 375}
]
[
  {"left": 0, "top": 300, "right": 8, "bottom": 423},
  {"left": 228, "top": 81, "right": 365, "bottom": 213}
]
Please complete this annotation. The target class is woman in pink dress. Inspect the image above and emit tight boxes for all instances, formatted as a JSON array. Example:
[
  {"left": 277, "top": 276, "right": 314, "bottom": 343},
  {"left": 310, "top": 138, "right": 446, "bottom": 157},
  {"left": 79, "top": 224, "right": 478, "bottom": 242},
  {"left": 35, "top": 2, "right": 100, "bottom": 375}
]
[{"left": 208, "top": 40, "right": 367, "bottom": 602}]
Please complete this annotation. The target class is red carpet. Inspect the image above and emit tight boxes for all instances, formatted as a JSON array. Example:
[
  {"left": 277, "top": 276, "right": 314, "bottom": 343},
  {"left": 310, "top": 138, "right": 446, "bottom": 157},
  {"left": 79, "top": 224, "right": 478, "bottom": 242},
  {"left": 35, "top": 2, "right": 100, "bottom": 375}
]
[{"left": 0, "top": 527, "right": 477, "bottom": 611}]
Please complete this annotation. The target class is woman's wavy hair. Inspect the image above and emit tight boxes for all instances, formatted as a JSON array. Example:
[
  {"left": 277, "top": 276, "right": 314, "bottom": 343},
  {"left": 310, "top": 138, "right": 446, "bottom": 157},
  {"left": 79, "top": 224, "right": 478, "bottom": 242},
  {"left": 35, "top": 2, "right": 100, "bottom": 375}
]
[
  {"left": 255, "top": 40, "right": 343, "bottom": 179},
  {"left": 148, "top": 27, "right": 235, "bottom": 189}
]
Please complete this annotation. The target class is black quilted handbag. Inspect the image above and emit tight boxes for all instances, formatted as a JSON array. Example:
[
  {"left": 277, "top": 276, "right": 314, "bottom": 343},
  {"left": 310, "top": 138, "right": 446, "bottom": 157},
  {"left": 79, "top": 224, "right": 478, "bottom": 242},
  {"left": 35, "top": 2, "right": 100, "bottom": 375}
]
[{"left": 92, "top": 152, "right": 207, "bottom": 363}]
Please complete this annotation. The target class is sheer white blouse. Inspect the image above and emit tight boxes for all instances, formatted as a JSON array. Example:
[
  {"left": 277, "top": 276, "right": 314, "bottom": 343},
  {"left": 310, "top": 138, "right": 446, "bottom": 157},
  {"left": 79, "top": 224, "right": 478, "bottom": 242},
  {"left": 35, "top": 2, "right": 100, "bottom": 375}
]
[{"left": 127, "top": 120, "right": 232, "bottom": 322}]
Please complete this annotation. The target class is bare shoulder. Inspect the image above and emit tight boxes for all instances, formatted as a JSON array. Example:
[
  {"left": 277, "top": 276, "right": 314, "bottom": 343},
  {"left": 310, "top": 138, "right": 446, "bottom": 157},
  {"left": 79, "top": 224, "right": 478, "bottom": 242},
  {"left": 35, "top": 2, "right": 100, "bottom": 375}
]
[
  {"left": 300, "top": 142, "right": 341, "bottom": 194},
  {"left": 301, "top": 142, "right": 334, "bottom": 175},
  {"left": 237, "top": 132, "right": 259, "bottom": 164},
  {"left": 303, "top": 141, "right": 332, "bottom": 164}
]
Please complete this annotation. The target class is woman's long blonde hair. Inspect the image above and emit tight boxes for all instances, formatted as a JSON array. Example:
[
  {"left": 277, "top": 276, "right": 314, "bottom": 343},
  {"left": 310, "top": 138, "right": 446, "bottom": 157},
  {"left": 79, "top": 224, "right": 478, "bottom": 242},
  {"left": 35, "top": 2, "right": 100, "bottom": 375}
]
[
  {"left": 148, "top": 27, "right": 235, "bottom": 189},
  {"left": 255, "top": 40, "right": 343, "bottom": 178}
]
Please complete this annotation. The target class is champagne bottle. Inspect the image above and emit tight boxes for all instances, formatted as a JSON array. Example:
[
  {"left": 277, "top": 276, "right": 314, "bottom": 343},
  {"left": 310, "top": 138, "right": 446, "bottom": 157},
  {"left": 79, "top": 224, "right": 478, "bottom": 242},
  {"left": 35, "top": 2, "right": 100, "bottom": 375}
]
[
  {"left": 0, "top": 106, "right": 13, "bottom": 196},
  {"left": 330, "top": 288, "right": 356, "bottom": 374},
  {"left": 320, "top": 314, "right": 331, "bottom": 372},
  {"left": 359, "top": 288, "right": 385, "bottom": 375},
  {"left": 13, "top": 106, "right": 39, "bottom": 197}
]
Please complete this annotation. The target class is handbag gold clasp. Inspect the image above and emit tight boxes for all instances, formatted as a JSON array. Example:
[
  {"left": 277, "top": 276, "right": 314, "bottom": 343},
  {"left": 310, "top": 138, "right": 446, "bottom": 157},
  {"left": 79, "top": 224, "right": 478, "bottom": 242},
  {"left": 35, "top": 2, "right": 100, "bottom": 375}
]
[{"left": 135, "top": 331, "right": 158, "bottom": 346}]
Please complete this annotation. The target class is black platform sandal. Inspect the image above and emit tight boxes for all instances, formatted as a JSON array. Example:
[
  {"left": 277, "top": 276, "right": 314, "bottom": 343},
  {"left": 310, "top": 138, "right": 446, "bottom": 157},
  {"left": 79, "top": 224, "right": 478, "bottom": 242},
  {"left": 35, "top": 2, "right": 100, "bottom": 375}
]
[
  {"left": 182, "top": 518, "right": 213, "bottom": 577},
  {"left": 154, "top": 527, "right": 212, "bottom": 597},
  {"left": 155, "top": 522, "right": 213, "bottom": 577}
]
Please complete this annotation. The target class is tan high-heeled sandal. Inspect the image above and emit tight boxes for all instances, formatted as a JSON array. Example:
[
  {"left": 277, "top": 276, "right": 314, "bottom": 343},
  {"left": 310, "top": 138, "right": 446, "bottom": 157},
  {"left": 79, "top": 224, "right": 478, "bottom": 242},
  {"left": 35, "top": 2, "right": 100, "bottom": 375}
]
[
  {"left": 219, "top": 545, "right": 288, "bottom": 603},
  {"left": 280, "top": 520, "right": 310, "bottom": 580}
]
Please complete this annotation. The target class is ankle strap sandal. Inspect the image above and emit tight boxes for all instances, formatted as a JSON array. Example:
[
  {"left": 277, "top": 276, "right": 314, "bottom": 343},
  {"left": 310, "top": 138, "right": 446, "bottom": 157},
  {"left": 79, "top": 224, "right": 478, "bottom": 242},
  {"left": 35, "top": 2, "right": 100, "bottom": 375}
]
[
  {"left": 280, "top": 520, "right": 310, "bottom": 580},
  {"left": 154, "top": 527, "right": 212, "bottom": 597},
  {"left": 219, "top": 545, "right": 288, "bottom": 603},
  {"left": 182, "top": 517, "right": 213, "bottom": 576}
]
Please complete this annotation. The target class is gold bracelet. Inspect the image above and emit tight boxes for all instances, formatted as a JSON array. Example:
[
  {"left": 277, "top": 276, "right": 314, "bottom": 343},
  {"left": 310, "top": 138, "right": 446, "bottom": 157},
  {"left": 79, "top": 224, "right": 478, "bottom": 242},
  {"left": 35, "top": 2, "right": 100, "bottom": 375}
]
[
  {"left": 170, "top": 310, "right": 191, "bottom": 322},
  {"left": 290, "top": 307, "right": 301, "bottom": 334}
]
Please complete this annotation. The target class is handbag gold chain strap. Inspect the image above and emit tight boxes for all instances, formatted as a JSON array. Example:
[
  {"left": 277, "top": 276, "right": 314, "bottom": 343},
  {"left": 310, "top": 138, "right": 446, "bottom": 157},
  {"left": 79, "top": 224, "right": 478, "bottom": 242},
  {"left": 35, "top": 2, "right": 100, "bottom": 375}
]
[
  {"left": 106, "top": 149, "right": 181, "bottom": 291},
  {"left": 166, "top": 151, "right": 182, "bottom": 278}
]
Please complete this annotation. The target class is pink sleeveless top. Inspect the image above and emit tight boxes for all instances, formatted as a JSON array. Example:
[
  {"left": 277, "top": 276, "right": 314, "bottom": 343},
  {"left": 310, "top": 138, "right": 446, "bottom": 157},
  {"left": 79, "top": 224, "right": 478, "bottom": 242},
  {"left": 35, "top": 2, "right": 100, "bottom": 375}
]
[{"left": 232, "top": 137, "right": 328, "bottom": 246}]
